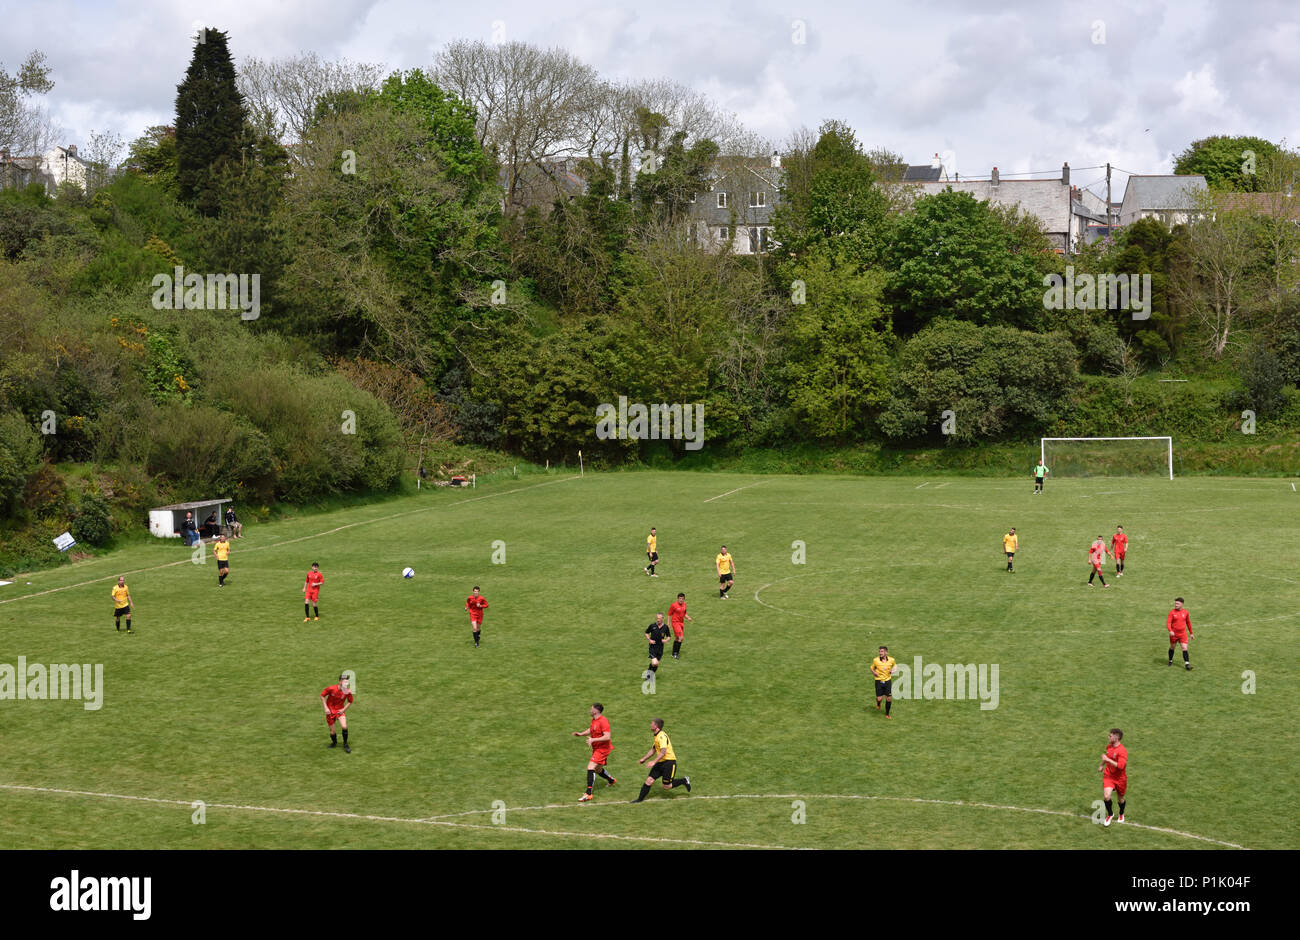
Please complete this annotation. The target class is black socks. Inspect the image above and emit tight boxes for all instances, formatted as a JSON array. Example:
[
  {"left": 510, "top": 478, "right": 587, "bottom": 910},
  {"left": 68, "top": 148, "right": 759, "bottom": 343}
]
[
  {"left": 885, "top": 699, "right": 892, "bottom": 716},
  {"left": 636, "top": 784, "right": 651, "bottom": 802},
  {"left": 586, "top": 770, "right": 595, "bottom": 794},
  {"left": 672, "top": 641, "right": 681, "bottom": 656},
  {"left": 1104, "top": 798, "right": 1113, "bottom": 815}
]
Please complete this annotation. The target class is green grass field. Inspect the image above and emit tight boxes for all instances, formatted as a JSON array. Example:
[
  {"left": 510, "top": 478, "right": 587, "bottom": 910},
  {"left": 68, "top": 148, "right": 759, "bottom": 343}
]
[{"left": 1, "top": 472, "right": 1297, "bottom": 850}]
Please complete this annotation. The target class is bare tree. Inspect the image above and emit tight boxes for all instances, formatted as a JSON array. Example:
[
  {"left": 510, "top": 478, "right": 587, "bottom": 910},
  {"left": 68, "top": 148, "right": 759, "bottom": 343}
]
[
  {"left": 237, "top": 52, "right": 386, "bottom": 145},
  {"left": 435, "top": 40, "right": 599, "bottom": 211},
  {"left": 1172, "top": 190, "right": 1266, "bottom": 359},
  {"left": 82, "top": 129, "right": 124, "bottom": 194},
  {"left": 1110, "top": 337, "right": 1144, "bottom": 405}
]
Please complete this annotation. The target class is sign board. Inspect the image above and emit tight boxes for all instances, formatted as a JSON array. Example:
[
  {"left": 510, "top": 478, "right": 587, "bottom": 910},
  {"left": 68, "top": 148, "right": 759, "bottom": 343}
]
[{"left": 53, "top": 532, "right": 77, "bottom": 552}]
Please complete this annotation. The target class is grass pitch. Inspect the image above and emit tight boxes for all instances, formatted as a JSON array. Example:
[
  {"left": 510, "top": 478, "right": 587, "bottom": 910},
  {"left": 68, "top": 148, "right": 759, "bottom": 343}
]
[{"left": 1, "top": 472, "right": 1297, "bottom": 849}]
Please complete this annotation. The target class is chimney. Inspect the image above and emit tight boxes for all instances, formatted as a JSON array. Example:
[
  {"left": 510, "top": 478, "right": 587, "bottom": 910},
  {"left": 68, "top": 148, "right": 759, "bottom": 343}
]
[
  {"left": 771, "top": 150, "right": 781, "bottom": 169},
  {"left": 0, "top": 147, "right": 8, "bottom": 162},
  {"left": 991, "top": 166, "right": 999, "bottom": 186},
  {"left": 67, "top": 144, "right": 78, "bottom": 157},
  {"left": 931, "top": 152, "right": 941, "bottom": 169},
  {"left": 1062, "top": 161, "right": 1069, "bottom": 186}
]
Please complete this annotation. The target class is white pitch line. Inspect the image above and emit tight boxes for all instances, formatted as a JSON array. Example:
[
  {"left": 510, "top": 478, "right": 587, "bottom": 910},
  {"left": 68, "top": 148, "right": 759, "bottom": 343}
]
[
  {"left": 0, "top": 784, "right": 1247, "bottom": 849},
  {"left": 0, "top": 783, "right": 796, "bottom": 850},
  {"left": 0, "top": 475, "right": 580, "bottom": 607},
  {"left": 933, "top": 482, "right": 953, "bottom": 489},
  {"left": 914, "top": 482, "right": 930, "bottom": 489},
  {"left": 702, "top": 481, "right": 768, "bottom": 503}
]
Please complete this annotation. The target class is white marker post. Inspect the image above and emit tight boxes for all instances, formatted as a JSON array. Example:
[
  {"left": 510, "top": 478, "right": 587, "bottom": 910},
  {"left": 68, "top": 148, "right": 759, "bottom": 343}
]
[{"left": 579, "top": 450, "right": 584, "bottom": 477}]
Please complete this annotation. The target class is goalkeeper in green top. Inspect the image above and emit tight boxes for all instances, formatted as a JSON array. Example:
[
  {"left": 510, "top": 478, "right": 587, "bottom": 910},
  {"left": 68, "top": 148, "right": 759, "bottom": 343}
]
[{"left": 1033, "top": 461, "right": 1049, "bottom": 494}]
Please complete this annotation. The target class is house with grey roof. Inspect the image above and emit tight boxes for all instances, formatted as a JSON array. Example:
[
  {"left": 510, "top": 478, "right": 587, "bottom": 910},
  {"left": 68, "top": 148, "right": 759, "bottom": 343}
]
[
  {"left": 1116, "top": 174, "right": 1208, "bottom": 228},
  {"left": 901, "top": 153, "right": 950, "bottom": 182},
  {"left": 684, "top": 152, "right": 785, "bottom": 255}
]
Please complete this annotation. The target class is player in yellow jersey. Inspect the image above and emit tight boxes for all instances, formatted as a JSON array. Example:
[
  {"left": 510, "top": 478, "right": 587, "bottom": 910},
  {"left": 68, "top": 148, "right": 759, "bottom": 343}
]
[
  {"left": 715, "top": 545, "right": 736, "bottom": 599},
  {"left": 111, "top": 576, "right": 134, "bottom": 634},
  {"left": 1002, "top": 527, "right": 1018, "bottom": 573},
  {"left": 644, "top": 527, "right": 659, "bottom": 577},
  {"left": 213, "top": 535, "right": 231, "bottom": 587},
  {"left": 633, "top": 718, "right": 691, "bottom": 801},
  {"left": 871, "top": 645, "right": 898, "bottom": 717}
]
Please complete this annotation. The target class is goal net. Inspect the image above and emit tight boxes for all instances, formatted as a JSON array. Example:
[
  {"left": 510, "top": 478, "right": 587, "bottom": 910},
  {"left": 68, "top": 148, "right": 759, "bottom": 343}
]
[{"left": 1041, "top": 437, "right": 1173, "bottom": 479}]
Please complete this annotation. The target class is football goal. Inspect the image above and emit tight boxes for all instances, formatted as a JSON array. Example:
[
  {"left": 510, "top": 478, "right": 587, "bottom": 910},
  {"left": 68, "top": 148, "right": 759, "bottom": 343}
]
[{"left": 1040, "top": 437, "right": 1173, "bottom": 479}]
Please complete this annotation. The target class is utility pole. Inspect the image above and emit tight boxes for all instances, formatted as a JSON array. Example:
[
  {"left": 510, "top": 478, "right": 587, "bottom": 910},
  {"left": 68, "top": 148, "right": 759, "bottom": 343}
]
[{"left": 1106, "top": 162, "right": 1112, "bottom": 231}]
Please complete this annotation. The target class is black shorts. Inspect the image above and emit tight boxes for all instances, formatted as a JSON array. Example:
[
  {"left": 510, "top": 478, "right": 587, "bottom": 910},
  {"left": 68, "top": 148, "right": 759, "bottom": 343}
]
[
  {"left": 650, "top": 760, "right": 676, "bottom": 781},
  {"left": 647, "top": 551, "right": 659, "bottom": 563},
  {"left": 1005, "top": 552, "right": 1014, "bottom": 559},
  {"left": 217, "top": 561, "right": 229, "bottom": 571},
  {"left": 114, "top": 606, "right": 130, "bottom": 617},
  {"left": 648, "top": 644, "right": 664, "bottom": 661},
  {"left": 1035, "top": 476, "right": 1044, "bottom": 485},
  {"left": 719, "top": 572, "right": 733, "bottom": 584},
  {"left": 874, "top": 679, "right": 892, "bottom": 697}
]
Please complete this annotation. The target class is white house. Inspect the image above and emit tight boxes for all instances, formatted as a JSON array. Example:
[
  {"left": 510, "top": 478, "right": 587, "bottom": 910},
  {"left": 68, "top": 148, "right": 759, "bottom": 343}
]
[{"left": 1116, "top": 175, "right": 1208, "bottom": 228}]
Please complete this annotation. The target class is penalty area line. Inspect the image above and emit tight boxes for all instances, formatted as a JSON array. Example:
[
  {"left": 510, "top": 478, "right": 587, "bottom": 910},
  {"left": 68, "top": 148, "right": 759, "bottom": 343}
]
[{"left": 702, "top": 481, "right": 768, "bottom": 503}]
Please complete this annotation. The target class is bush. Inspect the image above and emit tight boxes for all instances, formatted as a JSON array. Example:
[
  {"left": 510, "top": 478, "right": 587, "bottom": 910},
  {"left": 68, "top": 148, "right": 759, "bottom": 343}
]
[
  {"left": 878, "top": 320, "right": 1080, "bottom": 444},
  {"left": 1240, "top": 343, "right": 1288, "bottom": 417},
  {"left": 71, "top": 493, "right": 114, "bottom": 546},
  {"left": 0, "top": 410, "right": 43, "bottom": 517}
]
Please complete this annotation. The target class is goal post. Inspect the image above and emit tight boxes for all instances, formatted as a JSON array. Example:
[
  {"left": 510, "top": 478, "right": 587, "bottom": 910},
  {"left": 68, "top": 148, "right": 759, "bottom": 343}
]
[{"left": 1040, "top": 437, "right": 1173, "bottom": 480}]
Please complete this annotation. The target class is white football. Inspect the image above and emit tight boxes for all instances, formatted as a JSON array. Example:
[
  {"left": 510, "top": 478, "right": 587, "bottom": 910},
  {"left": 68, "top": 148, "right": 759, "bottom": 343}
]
[{"left": 402, "top": 567, "right": 415, "bottom": 579}]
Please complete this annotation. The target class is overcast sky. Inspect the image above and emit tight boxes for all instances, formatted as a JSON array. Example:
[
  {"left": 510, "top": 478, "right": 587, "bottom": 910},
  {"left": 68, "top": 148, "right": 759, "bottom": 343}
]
[{"left": 4, "top": 0, "right": 1298, "bottom": 200}]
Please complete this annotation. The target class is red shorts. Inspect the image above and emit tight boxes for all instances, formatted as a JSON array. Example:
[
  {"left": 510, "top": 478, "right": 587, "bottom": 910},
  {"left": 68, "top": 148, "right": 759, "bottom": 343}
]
[
  {"left": 470, "top": 616, "right": 483, "bottom": 627},
  {"left": 1169, "top": 630, "right": 1188, "bottom": 644},
  {"left": 325, "top": 710, "right": 344, "bottom": 726},
  {"left": 589, "top": 748, "right": 610, "bottom": 766},
  {"left": 1103, "top": 778, "right": 1126, "bottom": 796},
  {"left": 305, "top": 590, "right": 320, "bottom": 603},
  {"left": 1114, "top": 552, "right": 1125, "bottom": 561},
  {"left": 672, "top": 623, "right": 684, "bottom": 640}
]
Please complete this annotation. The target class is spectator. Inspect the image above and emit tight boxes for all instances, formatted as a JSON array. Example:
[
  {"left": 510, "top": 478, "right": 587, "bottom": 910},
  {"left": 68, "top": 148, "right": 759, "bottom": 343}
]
[
  {"left": 226, "top": 505, "right": 242, "bottom": 539},
  {"left": 183, "top": 512, "right": 198, "bottom": 546},
  {"left": 204, "top": 511, "right": 219, "bottom": 538}
]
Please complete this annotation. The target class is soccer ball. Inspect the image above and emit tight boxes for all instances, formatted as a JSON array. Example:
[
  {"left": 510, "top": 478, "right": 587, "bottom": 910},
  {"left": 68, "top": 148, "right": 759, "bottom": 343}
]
[{"left": 402, "top": 567, "right": 415, "bottom": 579}]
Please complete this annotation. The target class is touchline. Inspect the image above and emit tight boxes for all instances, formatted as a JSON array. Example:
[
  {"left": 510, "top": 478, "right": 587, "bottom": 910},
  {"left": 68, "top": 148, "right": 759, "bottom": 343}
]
[{"left": 0, "top": 657, "right": 103, "bottom": 710}]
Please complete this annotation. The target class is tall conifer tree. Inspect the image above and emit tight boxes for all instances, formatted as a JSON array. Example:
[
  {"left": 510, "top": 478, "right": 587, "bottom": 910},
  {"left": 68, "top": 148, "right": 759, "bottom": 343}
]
[{"left": 175, "top": 27, "right": 249, "bottom": 215}]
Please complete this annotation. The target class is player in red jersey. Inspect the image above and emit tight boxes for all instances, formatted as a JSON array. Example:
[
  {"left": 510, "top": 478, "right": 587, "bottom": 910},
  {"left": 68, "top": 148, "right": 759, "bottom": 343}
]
[
  {"left": 572, "top": 702, "right": 615, "bottom": 801},
  {"left": 1110, "top": 525, "right": 1128, "bottom": 577},
  {"left": 303, "top": 562, "right": 324, "bottom": 621},
  {"left": 1166, "top": 596, "right": 1193, "bottom": 670},
  {"left": 321, "top": 673, "right": 354, "bottom": 752},
  {"left": 668, "top": 593, "right": 693, "bottom": 660},
  {"left": 1099, "top": 728, "right": 1127, "bottom": 826},
  {"left": 466, "top": 586, "right": 489, "bottom": 648},
  {"left": 1087, "top": 537, "right": 1110, "bottom": 587}
]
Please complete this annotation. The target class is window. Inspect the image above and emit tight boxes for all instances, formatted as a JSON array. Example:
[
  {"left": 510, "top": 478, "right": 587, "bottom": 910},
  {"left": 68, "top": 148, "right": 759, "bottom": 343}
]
[
  {"left": 748, "top": 227, "right": 759, "bottom": 252},
  {"left": 749, "top": 191, "right": 766, "bottom": 207},
  {"left": 718, "top": 226, "right": 729, "bottom": 242},
  {"left": 688, "top": 192, "right": 697, "bottom": 203},
  {"left": 717, "top": 192, "right": 727, "bottom": 209}
]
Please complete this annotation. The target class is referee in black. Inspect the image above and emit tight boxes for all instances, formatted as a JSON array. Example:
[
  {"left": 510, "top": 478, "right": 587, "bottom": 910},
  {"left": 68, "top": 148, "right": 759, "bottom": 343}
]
[{"left": 643, "top": 613, "right": 670, "bottom": 681}]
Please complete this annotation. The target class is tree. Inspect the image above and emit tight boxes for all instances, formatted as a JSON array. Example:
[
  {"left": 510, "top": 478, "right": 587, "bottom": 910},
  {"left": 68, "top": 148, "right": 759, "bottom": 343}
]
[
  {"left": 772, "top": 120, "right": 890, "bottom": 264},
  {"left": 434, "top": 41, "right": 599, "bottom": 212},
  {"left": 237, "top": 52, "right": 385, "bottom": 146},
  {"left": 885, "top": 188, "right": 1051, "bottom": 333},
  {"left": 125, "top": 126, "right": 179, "bottom": 195},
  {"left": 0, "top": 51, "right": 54, "bottom": 154},
  {"left": 778, "top": 247, "right": 892, "bottom": 440},
  {"left": 1174, "top": 135, "right": 1283, "bottom": 192},
  {"left": 175, "top": 28, "right": 251, "bottom": 215},
  {"left": 1171, "top": 191, "right": 1266, "bottom": 359}
]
